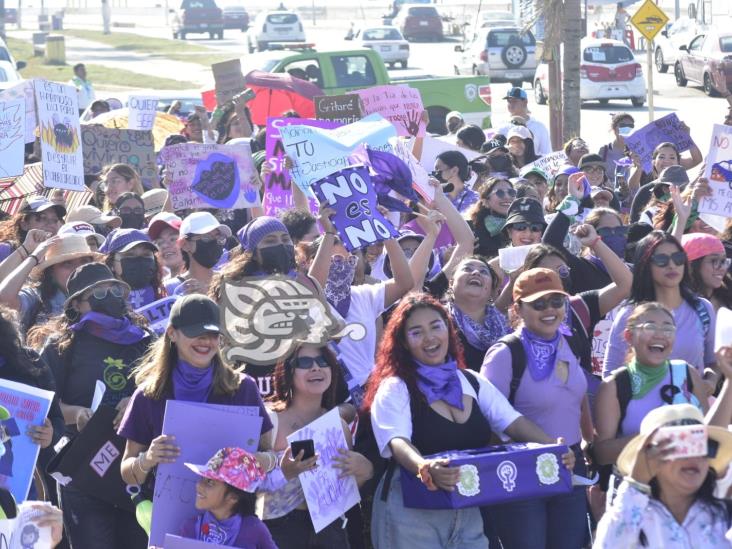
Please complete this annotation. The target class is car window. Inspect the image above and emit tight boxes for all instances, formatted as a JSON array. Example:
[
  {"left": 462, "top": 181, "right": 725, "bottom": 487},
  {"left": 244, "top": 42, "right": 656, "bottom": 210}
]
[
  {"left": 701, "top": 35, "right": 716, "bottom": 54},
  {"left": 407, "top": 7, "right": 439, "bottom": 16},
  {"left": 332, "top": 55, "right": 376, "bottom": 88},
  {"left": 0, "top": 68, "right": 8, "bottom": 82},
  {"left": 283, "top": 59, "right": 322, "bottom": 87},
  {"left": 181, "top": 0, "right": 215, "bottom": 8},
  {"left": 720, "top": 37, "right": 732, "bottom": 53},
  {"left": 689, "top": 35, "right": 704, "bottom": 51},
  {"left": 582, "top": 45, "right": 633, "bottom": 64},
  {"left": 0, "top": 49, "right": 11, "bottom": 63},
  {"left": 487, "top": 30, "right": 535, "bottom": 48},
  {"left": 363, "top": 28, "right": 403, "bottom": 41},
  {"left": 267, "top": 13, "right": 299, "bottom": 25}
]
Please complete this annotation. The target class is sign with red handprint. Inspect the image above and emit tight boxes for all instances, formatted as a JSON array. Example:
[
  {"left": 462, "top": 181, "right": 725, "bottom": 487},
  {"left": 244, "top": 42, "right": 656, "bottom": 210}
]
[{"left": 354, "top": 84, "right": 426, "bottom": 138}]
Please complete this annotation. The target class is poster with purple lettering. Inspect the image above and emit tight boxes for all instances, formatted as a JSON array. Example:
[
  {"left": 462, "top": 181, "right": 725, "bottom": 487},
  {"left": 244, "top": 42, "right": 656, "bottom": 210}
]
[
  {"left": 286, "top": 408, "right": 360, "bottom": 532},
  {"left": 698, "top": 124, "right": 732, "bottom": 217},
  {"left": 135, "top": 296, "right": 177, "bottom": 336},
  {"left": 34, "top": 80, "right": 85, "bottom": 191},
  {"left": 263, "top": 117, "right": 340, "bottom": 217},
  {"left": 624, "top": 113, "right": 695, "bottom": 173},
  {"left": 354, "top": 85, "right": 426, "bottom": 137},
  {"left": 0, "top": 379, "right": 53, "bottom": 503},
  {"left": 160, "top": 142, "right": 259, "bottom": 211},
  {"left": 0, "top": 80, "right": 37, "bottom": 144},
  {"left": 0, "top": 98, "right": 26, "bottom": 178},
  {"left": 149, "top": 401, "right": 263, "bottom": 547}
]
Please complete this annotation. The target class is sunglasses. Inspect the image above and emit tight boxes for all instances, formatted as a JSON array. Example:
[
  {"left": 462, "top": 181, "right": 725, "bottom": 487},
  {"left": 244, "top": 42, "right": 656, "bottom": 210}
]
[
  {"left": 117, "top": 207, "right": 145, "bottom": 216},
  {"left": 525, "top": 294, "right": 566, "bottom": 311},
  {"left": 86, "top": 285, "right": 125, "bottom": 301},
  {"left": 191, "top": 236, "right": 227, "bottom": 246},
  {"left": 491, "top": 188, "right": 517, "bottom": 199},
  {"left": 706, "top": 257, "right": 732, "bottom": 271},
  {"left": 292, "top": 356, "right": 330, "bottom": 370},
  {"left": 630, "top": 322, "right": 675, "bottom": 338},
  {"left": 650, "top": 251, "right": 686, "bottom": 268},
  {"left": 510, "top": 222, "right": 543, "bottom": 233},
  {"left": 597, "top": 226, "right": 628, "bottom": 238}
]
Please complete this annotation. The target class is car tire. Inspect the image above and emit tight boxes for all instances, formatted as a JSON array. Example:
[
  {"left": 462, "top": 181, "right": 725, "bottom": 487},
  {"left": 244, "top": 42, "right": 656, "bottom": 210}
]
[
  {"left": 400, "top": 60, "right": 408, "bottom": 69},
  {"left": 217, "top": 31, "right": 224, "bottom": 40},
  {"left": 534, "top": 80, "right": 547, "bottom": 105},
  {"left": 247, "top": 39, "right": 254, "bottom": 54},
  {"left": 209, "top": 32, "right": 215, "bottom": 39},
  {"left": 655, "top": 48, "right": 668, "bottom": 73},
  {"left": 510, "top": 81, "right": 522, "bottom": 89},
  {"left": 426, "top": 106, "right": 449, "bottom": 135},
  {"left": 173, "top": 31, "right": 178, "bottom": 39},
  {"left": 704, "top": 73, "right": 719, "bottom": 97},
  {"left": 631, "top": 97, "right": 645, "bottom": 107},
  {"left": 675, "top": 63, "right": 687, "bottom": 87},
  {"left": 501, "top": 43, "right": 527, "bottom": 69}
]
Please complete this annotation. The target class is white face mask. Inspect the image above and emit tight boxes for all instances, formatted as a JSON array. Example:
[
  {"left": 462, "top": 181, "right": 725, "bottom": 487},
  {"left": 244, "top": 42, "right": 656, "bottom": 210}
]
[{"left": 618, "top": 126, "right": 633, "bottom": 137}]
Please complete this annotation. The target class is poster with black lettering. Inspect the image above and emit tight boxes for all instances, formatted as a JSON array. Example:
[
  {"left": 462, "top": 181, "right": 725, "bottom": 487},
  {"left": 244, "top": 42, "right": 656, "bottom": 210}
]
[
  {"left": 315, "top": 94, "right": 363, "bottom": 124},
  {"left": 34, "top": 80, "right": 85, "bottom": 191},
  {"left": 81, "top": 126, "right": 158, "bottom": 188},
  {"left": 135, "top": 296, "right": 177, "bottom": 336}
]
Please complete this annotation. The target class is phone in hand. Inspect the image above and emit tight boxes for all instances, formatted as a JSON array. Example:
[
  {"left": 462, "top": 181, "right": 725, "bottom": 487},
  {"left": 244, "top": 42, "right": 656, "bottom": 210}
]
[
  {"left": 655, "top": 424, "right": 708, "bottom": 460},
  {"left": 290, "top": 439, "right": 315, "bottom": 460},
  {"left": 235, "top": 88, "right": 256, "bottom": 102}
]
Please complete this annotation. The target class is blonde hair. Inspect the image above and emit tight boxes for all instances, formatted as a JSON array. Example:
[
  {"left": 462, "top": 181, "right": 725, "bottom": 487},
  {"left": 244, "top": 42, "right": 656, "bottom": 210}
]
[{"left": 102, "top": 163, "right": 144, "bottom": 212}]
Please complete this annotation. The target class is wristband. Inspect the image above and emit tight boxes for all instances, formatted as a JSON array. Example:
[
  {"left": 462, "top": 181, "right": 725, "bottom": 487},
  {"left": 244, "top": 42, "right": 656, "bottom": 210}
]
[
  {"left": 19, "top": 244, "right": 28, "bottom": 258},
  {"left": 417, "top": 461, "right": 438, "bottom": 491},
  {"left": 28, "top": 254, "right": 39, "bottom": 266},
  {"left": 138, "top": 452, "right": 151, "bottom": 474},
  {"left": 590, "top": 235, "right": 602, "bottom": 248}
]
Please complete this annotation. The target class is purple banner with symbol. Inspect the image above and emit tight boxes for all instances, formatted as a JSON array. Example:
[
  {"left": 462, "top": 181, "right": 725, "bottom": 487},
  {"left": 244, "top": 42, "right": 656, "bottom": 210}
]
[{"left": 624, "top": 113, "right": 695, "bottom": 173}]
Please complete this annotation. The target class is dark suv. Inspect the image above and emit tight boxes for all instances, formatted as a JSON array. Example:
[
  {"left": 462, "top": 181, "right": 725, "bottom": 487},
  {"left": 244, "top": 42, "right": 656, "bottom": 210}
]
[
  {"left": 394, "top": 5, "right": 443, "bottom": 42},
  {"left": 171, "top": 0, "right": 224, "bottom": 40}
]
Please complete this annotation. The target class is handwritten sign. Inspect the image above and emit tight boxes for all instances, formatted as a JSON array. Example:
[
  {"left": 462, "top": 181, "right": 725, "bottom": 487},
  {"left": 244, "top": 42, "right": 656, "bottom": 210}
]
[
  {"left": 520, "top": 150, "right": 569, "bottom": 179},
  {"left": 389, "top": 136, "right": 432, "bottom": 201},
  {"left": 34, "top": 80, "right": 85, "bottom": 192},
  {"left": 315, "top": 94, "right": 363, "bottom": 124},
  {"left": 698, "top": 124, "right": 732, "bottom": 217},
  {"left": 81, "top": 126, "right": 158, "bottom": 188},
  {"left": 287, "top": 408, "right": 360, "bottom": 533},
  {"left": 160, "top": 142, "right": 259, "bottom": 211},
  {"left": 354, "top": 85, "right": 426, "bottom": 137},
  {"left": 0, "top": 80, "right": 37, "bottom": 144},
  {"left": 212, "top": 59, "right": 246, "bottom": 106},
  {"left": 127, "top": 95, "right": 158, "bottom": 131},
  {"left": 624, "top": 113, "right": 695, "bottom": 173},
  {"left": 413, "top": 135, "right": 480, "bottom": 176},
  {"left": 312, "top": 165, "right": 398, "bottom": 251},
  {"left": 0, "top": 98, "right": 25, "bottom": 178},
  {"left": 135, "top": 296, "right": 177, "bottom": 336}
]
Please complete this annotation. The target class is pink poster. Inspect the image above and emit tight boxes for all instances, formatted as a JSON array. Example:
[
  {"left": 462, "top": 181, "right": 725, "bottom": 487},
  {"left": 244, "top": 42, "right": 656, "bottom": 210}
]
[{"left": 354, "top": 85, "right": 426, "bottom": 138}]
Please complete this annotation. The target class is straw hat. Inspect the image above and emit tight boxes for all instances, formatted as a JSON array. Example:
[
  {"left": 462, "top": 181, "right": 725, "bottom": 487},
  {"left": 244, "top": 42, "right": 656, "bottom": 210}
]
[
  {"left": 66, "top": 205, "right": 121, "bottom": 228},
  {"left": 617, "top": 404, "right": 732, "bottom": 478},
  {"left": 34, "top": 234, "right": 99, "bottom": 272},
  {"left": 141, "top": 189, "right": 168, "bottom": 218}
]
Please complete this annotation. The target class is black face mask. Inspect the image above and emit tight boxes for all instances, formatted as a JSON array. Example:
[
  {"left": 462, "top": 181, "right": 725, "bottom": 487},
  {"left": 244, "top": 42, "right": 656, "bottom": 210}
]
[
  {"left": 259, "top": 244, "right": 296, "bottom": 274},
  {"left": 93, "top": 224, "right": 111, "bottom": 237},
  {"left": 119, "top": 213, "right": 145, "bottom": 230},
  {"left": 120, "top": 256, "right": 156, "bottom": 290},
  {"left": 88, "top": 295, "right": 127, "bottom": 319},
  {"left": 489, "top": 155, "right": 514, "bottom": 174},
  {"left": 431, "top": 170, "right": 446, "bottom": 184},
  {"left": 192, "top": 240, "right": 224, "bottom": 269}
]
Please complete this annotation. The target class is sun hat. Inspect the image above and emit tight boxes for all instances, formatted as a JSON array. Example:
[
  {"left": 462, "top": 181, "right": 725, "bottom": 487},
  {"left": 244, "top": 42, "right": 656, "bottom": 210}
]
[
  {"left": 147, "top": 212, "right": 183, "bottom": 241},
  {"left": 98, "top": 228, "right": 157, "bottom": 255},
  {"left": 19, "top": 196, "right": 66, "bottom": 219},
  {"left": 35, "top": 234, "right": 98, "bottom": 272},
  {"left": 141, "top": 189, "right": 168, "bottom": 218},
  {"left": 506, "top": 125, "right": 533, "bottom": 142},
  {"left": 58, "top": 221, "right": 106, "bottom": 249},
  {"left": 180, "top": 212, "right": 232, "bottom": 239},
  {"left": 513, "top": 267, "right": 569, "bottom": 303},
  {"left": 66, "top": 205, "right": 121, "bottom": 228},
  {"left": 502, "top": 197, "right": 546, "bottom": 229},
  {"left": 169, "top": 294, "right": 221, "bottom": 338},
  {"left": 237, "top": 216, "right": 288, "bottom": 252},
  {"left": 64, "top": 263, "right": 129, "bottom": 307},
  {"left": 681, "top": 233, "right": 725, "bottom": 262},
  {"left": 185, "top": 447, "right": 265, "bottom": 493},
  {"left": 616, "top": 404, "right": 732, "bottom": 477}
]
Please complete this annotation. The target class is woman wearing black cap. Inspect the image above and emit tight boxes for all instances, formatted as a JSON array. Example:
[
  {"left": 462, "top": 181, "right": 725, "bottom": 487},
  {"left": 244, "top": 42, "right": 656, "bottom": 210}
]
[{"left": 40, "top": 263, "right": 153, "bottom": 549}]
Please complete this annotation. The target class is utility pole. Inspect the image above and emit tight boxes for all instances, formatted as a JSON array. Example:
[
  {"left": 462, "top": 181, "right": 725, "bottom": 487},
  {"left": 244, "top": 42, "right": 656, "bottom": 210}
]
[{"left": 562, "top": 0, "right": 582, "bottom": 140}]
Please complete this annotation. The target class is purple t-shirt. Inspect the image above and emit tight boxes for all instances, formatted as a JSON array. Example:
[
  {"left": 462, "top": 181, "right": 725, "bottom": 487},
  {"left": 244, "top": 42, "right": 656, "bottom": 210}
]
[
  {"left": 602, "top": 299, "right": 715, "bottom": 378},
  {"left": 180, "top": 514, "right": 278, "bottom": 549},
  {"left": 0, "top": 242, "right": 14, "bottom": 263},
  {"left": 480, "top": 335, "right": 587, "bottom": 445}
]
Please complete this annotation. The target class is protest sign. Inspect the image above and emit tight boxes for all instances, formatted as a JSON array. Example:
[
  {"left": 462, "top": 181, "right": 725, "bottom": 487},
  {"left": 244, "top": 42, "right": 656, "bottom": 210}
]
[
  {"left": 165, "top": 535, "right": 225, "bottom": 549},
  {"left": 315, "top": 94, "right": 363, "bottom": 124},
  {"left": 520, "top": 150, "right": 569, "bottom": 179},
  {"left": 0, "top": 380, "right": 53, "bottom": 503},
  {"left": 81, "top": 126, "right": 158, "bottom": 188},
  {"left": 135, "top": 296, "right": 177, "bottom": 336},
  {"left": 312, "top": 164, "right": 399, "bottom": 252},
  {"left": 414, "top": 135, "right": 480, "bottom": 177},
  {"left": 699, "top": 124, "right": 732, "bottom": 217},
  {"left": 0, "top": 80, "right": 36, "bottom": 144},
  {"left": 389, "top": 136, "right": 432, "bottom": 201},
  {"left": 149, "top": 401, "right": 263, "bottom": 547},
  {"left": 0, "top": 502, "right": 54, "bottom": 549},
  {"left": 354, "top": 85, "right": 426, "bottom": 137},
  {"left": 212, "top": 59, "right": 246, "bottom": 105},
  {"left": 624, "top": 113, "right": 695, "bottom": 173},
  {"left": 287, "top": 408, "right": 360, "bottom": 533},
  {"left": 0, "top": 98, "right": 26, "bottom": 178},
  {"left": 160, "top": 142, "right": 259, "bottom": 211},
  {"left": 34, "top": 80, "right": 85, "bottom": 192},
  {"left": 127, "top": 95, "right": 158, "bottom": 131},
  {"left": 280, "top": 113, "right": 397, "bottom": 195}
]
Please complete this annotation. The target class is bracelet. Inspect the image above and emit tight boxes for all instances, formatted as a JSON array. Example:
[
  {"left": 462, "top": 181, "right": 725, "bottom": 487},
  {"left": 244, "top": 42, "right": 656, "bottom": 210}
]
[
  {"left": 18, "top": 244, "right": 28, "bottom": 258},
  {"left": 137, "top": 452, "right": 151, "bottom": 474},
  {"left": 590, "top": 235, "right": 602, "bottom": 248},
  {"left": 28, "top": 254, "right": 39, "bottom": 266},
  {"left": 624, "top": 477, "right": 651, "bottom": 495},
  {"left": 416, "top": 461, "right": 438, "bottom": 491}
]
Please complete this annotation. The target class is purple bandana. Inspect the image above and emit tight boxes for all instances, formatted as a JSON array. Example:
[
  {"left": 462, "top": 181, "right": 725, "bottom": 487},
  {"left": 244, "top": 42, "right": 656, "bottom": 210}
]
[
  {"left": 519, "top": 327, "right": 562, "bottom": 382},
  {"left": 448, "top": 301, "right": 510, "bottom": 351},
  {"left": 172, "top": 359, "right": 214, "bottom": 402},
  {"left": 128, "top": 285, "right": 156, "bottom": 309},
  {"left": 414, "top": 358, "right": 464, "bottom": 410},
  {"left": 196, "top": 511, "right": 242, "bottom": 546},
  {"left": 70, "top": 312, "right": 146, "bottom": 345},
  {"left": 325, "top": 255, "right": 357, "bottom": 318}
]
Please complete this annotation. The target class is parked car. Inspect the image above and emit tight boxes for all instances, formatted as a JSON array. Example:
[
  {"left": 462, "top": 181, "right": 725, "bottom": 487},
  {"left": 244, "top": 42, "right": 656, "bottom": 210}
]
[
  {"left": 351, "top": 26, "right": 410, "bottom": 69},
  {"left": 0, "top": 60, "right": 22, "bottom": 92},
  {"left": 454, "top": 26, "right": 536, "bottom": 86},
  {"left": 534, "top": 38, "right": 645, "bottom": 107},
  {"left": 393, "top": 4, "right": 443, "bottom": 42},
  {"left": 480, "top": 10, "right": 516, "bottom": 28},
  {"left": 654, "top": 16, "right": 706, "bottom": 73},
  {"left": 221, "top": 4, "right": 249, "bottom": 31},
  {"left": 247, "top": 10, "right": 306, "bottom": 53},
  {"left": 0, "top": 37, "right": 26, "bottom": 75},
  {"left": 674, "top": 31, "right": 732, "bottom": 96},
  {"left": 171, "top": 0, "right": 224, "bottom": 40}
]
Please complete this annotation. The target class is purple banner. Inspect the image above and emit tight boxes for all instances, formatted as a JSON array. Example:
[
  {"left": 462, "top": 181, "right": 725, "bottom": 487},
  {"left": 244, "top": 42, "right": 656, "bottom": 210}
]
[
  {"left": 624, "top": 113, "right": 695, "bottom": 173},
  {"left": 311, "top": 165, "right": 399, "bottom": 251}
]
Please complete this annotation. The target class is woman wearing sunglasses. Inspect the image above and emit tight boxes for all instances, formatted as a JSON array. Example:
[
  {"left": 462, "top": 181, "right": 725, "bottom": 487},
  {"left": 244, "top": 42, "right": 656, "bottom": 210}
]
[
  {"left": 466, "top": 177, "right": 516, "bottom": 258},
  {"left": 602, "top": 231, "right": 718, "bottom": 394},
  {"left": 683, "top": 233, "right": 732, "bottom": 312},
  {"left": 563, "top": 137, "right": 590, "bottom": 167}
]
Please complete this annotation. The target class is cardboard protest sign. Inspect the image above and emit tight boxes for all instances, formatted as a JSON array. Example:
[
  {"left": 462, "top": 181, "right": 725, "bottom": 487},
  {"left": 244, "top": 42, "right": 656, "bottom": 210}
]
[
  {"left": 315, "top": 94, "right": 363, "bottom": 124},
  {"left": 263, "top": 117, "right": 339, "bottom": 217},
  {"left": 81, "top": 126, "right": 158, "bottom": 188},
  {"left": 127, "top": 95, "right": 158, "bottom": 131},
  {"left": 699, "top": 124, "right": 732, "bottom": 217},
  {"left": 414, "top": 135, "right": 480, "bottom": 177},
  {"left": 0, "top": 80, "right": 36, "bottom": 144},
  {"left": 389, "top": 136, "right": 432, "bottom": 201},
  {"left": 287, "top": 408, "right": 360, "bottom": 533},
  {"left": 160, "top": 142, "right": 259, "bottom": 211},
  {"left": 0, "top": 380, "right": 53, "bottom": 503},
  {"left": 624, "top": 113, "right": 695, "bottom": 173},
  {"left": 312, "top": 165, "right": 399, "bottom": 252},
  {"left": 34, "top": 80, "right": 85, "bottom": 192},
  {"left": 520, "top": 150, "right": 569, "bottom": 179},
  {"left": 150, "top": 402, "right": 263, "bottom": 547},
  {"left": 0, "top": 98, "right": 26, "bottom": 178},
  {"left": 212, "top": 59, "right": 246, "bottom": 105},
  {"left": 280, "top": 113, "right": 397, "bottom": 195},
  {"left": 165, "top": 535, "right": 226, "bottom": 549},
  {"left": 354, "top": 85, "right": 426, "bottom": 137},
  {"left": 135, "top": 296, "right": 177, "bottom": 336}
]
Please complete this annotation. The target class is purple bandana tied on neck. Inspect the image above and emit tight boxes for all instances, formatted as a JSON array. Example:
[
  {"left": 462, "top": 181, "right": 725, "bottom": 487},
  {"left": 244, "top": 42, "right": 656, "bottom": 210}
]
[
  {"left": 70, "top": 312, "right": 146, "bottom": 345},
  {"left": 196, "top": 511, "right": 242, "bottom": 545},
  {"left": 325, "top": 255, "right": 357, "bottom": 318},
  {"left": 414, "top": 358, "right": 464, "bottom": 410},
  {"left": 172, "top": 360, "right": 214, "bottom": 402},
  {"left": 519, "top": 327, "right": 562, "bottom": 382}
]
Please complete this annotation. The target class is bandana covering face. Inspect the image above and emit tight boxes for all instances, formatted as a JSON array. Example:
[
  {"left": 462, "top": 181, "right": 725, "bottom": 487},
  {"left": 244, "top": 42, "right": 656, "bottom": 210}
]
[
  {"left": 447, "top": 301, "right": 509, "bottom": 351},
  {"left": 519, "top": 327, "right": 562, "bottom": 382},
  {"left": 70, "top": 312, "right": 146, "bottom": 345},
  {"left": 196, "top": 511, "right": 242, "bottom": 546},
  {"left": 627, "top": 359, "right": 668, "bottom": 399},
  {"left": 172, "top": 360, "right": 214, "bottom": 402},
  {"left": 324, "top": 255, "right": 357, "bottom": 318},
  {"left": 414, "top": 358, "right": 464, "bottom": 410}
]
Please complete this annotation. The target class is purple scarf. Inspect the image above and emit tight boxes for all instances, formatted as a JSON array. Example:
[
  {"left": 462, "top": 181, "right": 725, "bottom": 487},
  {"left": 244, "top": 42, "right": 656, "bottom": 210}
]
[
  {"left": 128, "top": 285, "right": 156, "bottom": 309},
  {"left": 196, "top": 511, "right": 242, "bottom": 546},
  {"left": 414, "top": 358, "right": 464, "bottom": 410},
  {"left": 448, "top": 301, "right": 510, "bottom": 351},
  {"left": 70, "top": 312, "right": 146, "bottom": 344},
  {"left": 172, "top": 360, "right": 214, "bottom": 402},
  {"left": 519, "top": 327, "right": 562, "bottom": 382},
  {"left": 324, "top": 255, "right": 357, "bottom": 318}
]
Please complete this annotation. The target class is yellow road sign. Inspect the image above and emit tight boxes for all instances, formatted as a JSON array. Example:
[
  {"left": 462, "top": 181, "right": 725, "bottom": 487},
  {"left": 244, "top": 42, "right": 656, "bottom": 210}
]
[{"left": 631, "top": 0, "right": 670, "bottom": 42}]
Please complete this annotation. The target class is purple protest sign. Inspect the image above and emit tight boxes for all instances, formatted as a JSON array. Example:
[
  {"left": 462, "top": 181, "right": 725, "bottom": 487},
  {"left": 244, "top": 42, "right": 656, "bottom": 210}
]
[
  {"left": 312, "top": 165, "right": 399, "bottom": 251},
  {"left": 263, "top": 117, "right": 340, "bottom": 217},
  {"left": 354, "top": 85, "right": 426, "bottom": 137},
  {"left": 624, "top": 113, "right": 695, "bottom": 173}
]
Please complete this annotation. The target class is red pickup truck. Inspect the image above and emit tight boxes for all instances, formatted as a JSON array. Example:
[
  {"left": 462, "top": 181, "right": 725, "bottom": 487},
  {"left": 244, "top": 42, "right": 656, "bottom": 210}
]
[{"left": 171, "top": 0, "right": 224, "bottom": 40}]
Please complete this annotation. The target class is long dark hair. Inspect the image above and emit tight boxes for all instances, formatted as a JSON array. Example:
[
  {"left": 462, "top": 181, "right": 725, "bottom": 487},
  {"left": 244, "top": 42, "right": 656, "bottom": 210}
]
[
  {"left": 224, "top": 486, "right": 256, "bottom": 518},
  {"left": 688, "top": 257, "right": 732, "bottom": 309},
  {"left": 209, "top": 249, "right": 261, "bottom": 303},
  {"left": 466, "top": 177, "right": 513, "bottom": 245},
  {"left": 436, "top": 150, "right": 470, "bottom": 182},
  {"left": 650, "top": 468, "right": 730, "bottom": 525},
  {"left": 269, "top": 345, "right": 340, "bottom": 412},
  {"left": 0, "top": 306, "right": 49, "bottom": 384}
]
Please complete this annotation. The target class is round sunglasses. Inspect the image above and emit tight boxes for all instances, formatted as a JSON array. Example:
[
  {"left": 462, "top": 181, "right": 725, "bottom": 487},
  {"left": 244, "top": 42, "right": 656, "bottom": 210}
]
[{"left": 490, "top": 188, "right": 517, "bottom": 199}]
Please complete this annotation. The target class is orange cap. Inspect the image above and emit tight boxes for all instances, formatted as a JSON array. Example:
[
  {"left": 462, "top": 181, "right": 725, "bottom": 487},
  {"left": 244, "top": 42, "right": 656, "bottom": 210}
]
[{"left": 513, "top": 268, "right": 569, "bottom": 303}]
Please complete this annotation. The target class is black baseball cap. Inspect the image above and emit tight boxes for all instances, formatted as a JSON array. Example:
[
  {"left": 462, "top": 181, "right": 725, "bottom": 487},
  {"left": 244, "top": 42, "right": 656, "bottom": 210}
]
[
  {"left": 169, "top": 294, "right": 221, "bottom": 338},
  {"left": 502, "top": 197, "right": 546, "bottom": 229}
]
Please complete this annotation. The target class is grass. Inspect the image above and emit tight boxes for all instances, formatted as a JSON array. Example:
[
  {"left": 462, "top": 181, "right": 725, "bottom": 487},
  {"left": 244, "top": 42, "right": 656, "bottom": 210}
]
[
  {"left": 60, "top": 29, "right": 235, "bottom": 66},
  {"left": 7, "top": 37, "right": 198, "bottom": 90}
]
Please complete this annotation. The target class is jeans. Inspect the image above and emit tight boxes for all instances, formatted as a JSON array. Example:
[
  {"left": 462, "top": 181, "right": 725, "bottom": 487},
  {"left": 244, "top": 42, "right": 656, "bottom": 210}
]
[
  {"left": 59, "top": 485, "right": 148, "bottom": 549},
  {"left": 265, "top": 508, "right": 351, "bottom": 549},
  {"left": 371, "top": 468, "right": 488, "bottom": 549}
]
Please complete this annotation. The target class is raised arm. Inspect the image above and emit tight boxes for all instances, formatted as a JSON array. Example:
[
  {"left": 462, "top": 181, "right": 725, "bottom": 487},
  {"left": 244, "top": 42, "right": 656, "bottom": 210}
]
[
  {"left": 382, "top": 238, "right": 414, "bottom": 307},
  {"left": 408, "top": 210, "right": 444, "bottom": 290},
  {"left": 307, "top": 203, "right": 338, "bottom": 288},
  {"left": 430, "top": 181, "right": 474, "bottom": 279},
  {"left": 0, "top": 235, "right": 59, "bottom": 311}
]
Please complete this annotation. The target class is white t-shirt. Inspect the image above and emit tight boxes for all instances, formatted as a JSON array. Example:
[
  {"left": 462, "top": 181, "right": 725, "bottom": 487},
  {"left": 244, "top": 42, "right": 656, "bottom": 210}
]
[
  {"left": 497, "top": 117, "right": 552, "bottom": 157},
  {"left": 371, "top": 371, "right": 522, "bottom": 458}
]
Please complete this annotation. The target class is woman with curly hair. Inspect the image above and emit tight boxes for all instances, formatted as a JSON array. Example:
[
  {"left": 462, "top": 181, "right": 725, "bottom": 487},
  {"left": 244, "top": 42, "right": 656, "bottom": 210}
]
[{"left": 466, "top": 177, "right": 516, "bottom": 258}]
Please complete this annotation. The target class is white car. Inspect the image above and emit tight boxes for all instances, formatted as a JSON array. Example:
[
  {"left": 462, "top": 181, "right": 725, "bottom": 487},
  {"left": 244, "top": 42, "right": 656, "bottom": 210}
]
[
  {"left": 0, "top": 60, "right": 22, "bottom": 91},
  {"left": 480, "top": 11, "right": 517, "bottom": 28},
  {"left": 534, "top": 38, "right": 646, "bottom": 106},
  {"left": 246, "top": 10, "right": 305, "bottom": 53},
  {"left": 654, "top": 16, "right": 707, "bottom": 73},
  {"left": 352, "top": 26, "right": 410, "bottom": 69}
]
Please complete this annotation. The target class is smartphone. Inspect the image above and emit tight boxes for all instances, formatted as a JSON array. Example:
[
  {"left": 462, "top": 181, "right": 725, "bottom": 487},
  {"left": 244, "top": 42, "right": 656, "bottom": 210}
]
[
  {"left": 655, "top": 424, "right": 708, "bottom": 460},
  {"left": 235, "top": 88, "right": 256, "bottom": 102},
  {"left": 290, "top": 439, "right": 315, "bottom": 460}
]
